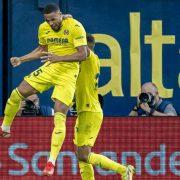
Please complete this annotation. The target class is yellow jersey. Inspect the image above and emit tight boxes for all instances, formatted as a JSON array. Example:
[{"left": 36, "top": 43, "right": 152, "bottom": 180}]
[
  {"left": 38, "top": 18, "right": 87, "bottom": 72},
  {"left": 76, "top": 51, "right": 102, "bottom": 113}
]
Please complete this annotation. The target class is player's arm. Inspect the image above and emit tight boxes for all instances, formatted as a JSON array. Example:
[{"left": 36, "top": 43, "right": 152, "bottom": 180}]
[
  {"left": 11, "top": 23, "right": 48, "bottom": 67},
  {"left": 19, "top": 45, "right": 47, "bottom": 62},
  {"left": 10, "top": 45, "right": 47, "bottom": 67},
  {"left": 41, "top": 46, "right": 88, "bottom": 63}
]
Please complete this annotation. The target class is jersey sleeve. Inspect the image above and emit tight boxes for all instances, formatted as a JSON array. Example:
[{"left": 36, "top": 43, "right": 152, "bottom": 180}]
[
  {"left": 72, "top": 22, "right": 87, "bottom": 48},
  {"left": 38, "top": 25, "right": 46, "bottom": 46}
]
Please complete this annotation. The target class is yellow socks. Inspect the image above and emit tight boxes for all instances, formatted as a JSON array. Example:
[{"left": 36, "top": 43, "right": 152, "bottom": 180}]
[
  {"left": 79, "top": 161, "right": 95, "bottom": 180},
  {"left": 88, "top": 152, "right": 126, "bottom": 174},
  {"left": 2, "top": 88, "right": 24, "bottom": 131},
  {"left": 49, "top": 112, "right": 66, "bottom": 165}
]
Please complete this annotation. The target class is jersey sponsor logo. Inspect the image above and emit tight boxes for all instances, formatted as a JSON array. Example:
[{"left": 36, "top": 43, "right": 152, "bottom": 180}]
[
  {"left": 64, "top": 29, "right": 69, "bottom": 35},
  {"left": 47, "top": 38, "right": 68, "bottom": 44}
]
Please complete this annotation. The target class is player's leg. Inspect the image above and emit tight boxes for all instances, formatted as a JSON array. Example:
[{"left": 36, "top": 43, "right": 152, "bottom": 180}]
[
  {"left": 43, "top": 99, "right": 69, "bottom": 176},
  {"left": 77, "top": 146, "right": 94, "bottom": 180},
  {"left": 75, "top": 112, "right": 135, "bottom": 180},
  {"left": 1, "top": 80, "right": 38, "bottom": 137},
  {"left": 79, "top": 161, "right": 94, "bottom": 180},
  {"left": 74, "top": 112, "right": 101, "bottom": 180},
  {"left": 1, "top": 66, "right": 52, "bottom": 138},
  {"left": 87, "top": 152, "right": 135, "bottom": 180},
  {"left": 43, "top": 78, "right": 76, "bottom": 176},
  {"left": 74, "top": 115, "right": 94, "bottom": 179},
  {"left": 77, "top": 146, "right": 131, "bottom": 179}
]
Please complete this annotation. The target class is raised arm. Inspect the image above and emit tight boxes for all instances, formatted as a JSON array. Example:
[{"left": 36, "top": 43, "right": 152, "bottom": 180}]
[{"left": 11, "top": 45, "right": 47, "bottom": 67}]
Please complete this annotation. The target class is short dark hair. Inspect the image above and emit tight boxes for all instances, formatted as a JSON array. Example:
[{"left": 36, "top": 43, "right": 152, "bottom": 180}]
[
  {"left": 43, "top": 3, "right": 60, "bottom": 14},
  {"left": 86, "top": 33, "right": 95, "bottom": 44}
]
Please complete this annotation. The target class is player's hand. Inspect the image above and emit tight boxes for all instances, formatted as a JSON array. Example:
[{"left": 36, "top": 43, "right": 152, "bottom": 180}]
[
  {"left": 40, "top": 52, "right": 60, "bottom": 64},
  {"left": 10, "top": 57, "right": 22, "bottom": 67},
  {"left": 140, "top": 103, "right": 151, "bottom": 113},
  {"left": 62, "top": 14, "right": 73, "bottom": 19}
]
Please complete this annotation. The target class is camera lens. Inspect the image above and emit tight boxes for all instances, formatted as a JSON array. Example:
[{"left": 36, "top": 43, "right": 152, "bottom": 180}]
[
  {"left": 139, "top": 93, "right": 150, "bottom": 103},
  {"left": 24, "top": 100, "right": 35, "bottom": 109},
  {"left": 21, "top": 100, "right": 38, "bottom": 116}
]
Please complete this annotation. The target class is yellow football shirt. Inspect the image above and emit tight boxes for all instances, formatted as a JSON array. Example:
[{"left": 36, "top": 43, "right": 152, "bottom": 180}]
[
  {"left": 38, "top": 18, "right": 87, "bottom": 72},
  {"left": 76, "top": 51, "right": 102, "bottom": 113}
]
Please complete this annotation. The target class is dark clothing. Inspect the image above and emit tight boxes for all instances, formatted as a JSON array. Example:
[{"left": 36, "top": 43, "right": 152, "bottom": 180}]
[
  {"left": 137, "top": 99, "right": 177, "bottom": 116},
  {"left": 39, "top": 105, "right": 54, "bottom": 116}
]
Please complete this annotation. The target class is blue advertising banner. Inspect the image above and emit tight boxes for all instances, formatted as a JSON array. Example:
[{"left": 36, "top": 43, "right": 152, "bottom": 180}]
[
  {"left": 9, "top": 0, "right": 180, "bottom": 116},
  {"left": 69, "top": 0, "right": 180, "bottom": 115}
]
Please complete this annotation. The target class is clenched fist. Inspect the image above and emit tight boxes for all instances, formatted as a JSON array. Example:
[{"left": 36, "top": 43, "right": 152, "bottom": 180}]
[{"left": 10, "top": 57, "right": 22, "bottom": 67}]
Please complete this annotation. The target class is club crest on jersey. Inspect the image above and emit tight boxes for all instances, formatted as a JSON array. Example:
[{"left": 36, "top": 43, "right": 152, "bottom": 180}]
[{"left": 64, "top": 29, "right": 69, "bottom": 35}]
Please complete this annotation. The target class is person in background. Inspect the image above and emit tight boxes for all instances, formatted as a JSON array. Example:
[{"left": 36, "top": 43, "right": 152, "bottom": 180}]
[
  {"left": 16, "top": 94, "right": 54, "bottom": 116},
  {"left": 129, "top": 82, "right": 177, "bottom": 116}
]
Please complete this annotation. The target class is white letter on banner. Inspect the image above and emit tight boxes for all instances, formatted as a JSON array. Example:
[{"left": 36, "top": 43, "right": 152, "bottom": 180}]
[
  {"left": 57, "top": 151, "right": 77, "bottom": 175},
  {"left": 145, "top": 144, "right": 166, "bottom": 175},
  {"left": 170, "top": 152, "right": 180, "bottom": 175},
  {"left": 9, "top": 143, "right": 29, "bottom": 176},
  {"left": 32, "top": 151, "right": 49, "bottom": 175},
  {"left": 121, "top": 151, "right": 141, "bottom": 175}
]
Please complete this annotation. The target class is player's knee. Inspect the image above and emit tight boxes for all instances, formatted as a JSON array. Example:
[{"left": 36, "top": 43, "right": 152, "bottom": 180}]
[
  {"left": 54, "top": 100, "right": 69, "bottom": 114},
  {"left": 17, "top": 80, "right": 37, "bottom": 97},
  {"left": 76, "top": 146, "right": 91, "bottom": 162},
  {"left": 77, "top": 151, "right": 89, "bottom": 162},
  {"left": 9, "top": 89, "right": 24, "bottom": 103}
]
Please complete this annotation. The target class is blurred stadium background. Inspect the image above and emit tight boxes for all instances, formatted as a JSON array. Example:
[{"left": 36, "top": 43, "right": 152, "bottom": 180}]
[{"left": 0, "top": 0, "right": 180, "bottom": 179}]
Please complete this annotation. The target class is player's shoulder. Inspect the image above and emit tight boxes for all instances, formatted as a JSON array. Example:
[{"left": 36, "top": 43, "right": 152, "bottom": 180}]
[
  {"left": 38, "top": 21, "right": 50, "bottom": 31},
  {"left": 63, "top": 18, "right": 84, "bottom": 29},
  {"left": 90, "top": 50, "right": 99, "bottom": 60}
]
